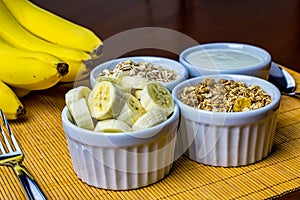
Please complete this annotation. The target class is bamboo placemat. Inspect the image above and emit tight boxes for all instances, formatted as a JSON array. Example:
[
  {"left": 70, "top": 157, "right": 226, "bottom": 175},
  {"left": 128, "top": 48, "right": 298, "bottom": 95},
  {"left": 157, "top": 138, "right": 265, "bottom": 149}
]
[{"left": 0, "top": 66, "right": 299, "bottom": 200}]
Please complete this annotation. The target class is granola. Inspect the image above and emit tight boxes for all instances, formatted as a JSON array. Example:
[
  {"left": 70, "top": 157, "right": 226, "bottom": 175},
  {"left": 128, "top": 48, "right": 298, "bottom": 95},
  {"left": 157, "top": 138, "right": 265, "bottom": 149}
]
[
  {"left": 179, "top": 78, "right": 272, "bottom": 112},
  {"left": 98, "top": 60, "right": 180, "bottom": 83}
]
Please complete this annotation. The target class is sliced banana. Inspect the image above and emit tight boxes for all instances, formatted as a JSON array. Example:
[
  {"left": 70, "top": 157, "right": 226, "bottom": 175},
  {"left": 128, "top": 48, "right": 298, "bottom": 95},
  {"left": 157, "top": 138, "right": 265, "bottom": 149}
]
[
  {"left": 95, "top": 76, "right": 120, "bottom": 85},
  {"left": 133, "top": 89, "right": 143, "bottom": 100},
  {"left": 140, "top": 82, "right": 174, "bottom": 117},
  {"left": 65, "top": 86, "right": 91, "bottom": 105},
  {"left": 96, "top": 76, "right": 133, "bottom": 93},
  {"left": 116, "top": 85, "right": 132, "bottom": 94},
  {"left": 132, "top": 107, "right": 167, "bottom": 131},
  {"left": 88, "top": 81, "right": 125, "bottom": 120},
  {"left": 119, "top": 75, "right": 149, "bottom": 89},
  {"left": 68, "top": 98, "right": 94, "bottom": 130},
  {"left": 116, "top": 93, "right": 146, "bottom": 126},
  {"left": 94, "top": 119, "right": 132, "bottom": 133}
]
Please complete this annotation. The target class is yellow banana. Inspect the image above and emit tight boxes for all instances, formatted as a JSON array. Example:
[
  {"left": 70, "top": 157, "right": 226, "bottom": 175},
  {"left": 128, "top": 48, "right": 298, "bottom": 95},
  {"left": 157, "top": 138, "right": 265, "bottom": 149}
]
[
  {"left": 1, "top": 0, "right": 103, "bottom": 57},
  {"left": 11, "top": 87, "right": 31, "bottom": 98},
  {"left": 0, "top": 1, "right": 91, "bottom": 63},
  {"left": 0, "top": 80, "right": 26, "bottom": 120},
  {"left": 0, "top": 37, "right": 69, "bottom": 90}
]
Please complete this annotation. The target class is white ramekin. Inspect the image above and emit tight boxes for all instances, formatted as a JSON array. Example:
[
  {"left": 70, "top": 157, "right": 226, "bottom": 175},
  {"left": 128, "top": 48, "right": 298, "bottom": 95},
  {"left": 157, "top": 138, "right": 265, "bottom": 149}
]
[
  {"left": 179, "top": 42, "right": 272, "bottom": 79},
  {"left": 172, "top": 74, "right": 281, "bottom": 167},
  {"left": 61, "top": 104, "right": 179, "bottom": 190}
]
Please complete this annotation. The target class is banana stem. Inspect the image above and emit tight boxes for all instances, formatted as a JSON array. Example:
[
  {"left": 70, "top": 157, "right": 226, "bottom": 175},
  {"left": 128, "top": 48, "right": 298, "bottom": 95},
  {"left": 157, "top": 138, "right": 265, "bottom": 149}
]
[
  {"left": 83, "top": 59, "right": 95, "bottom": 71},
  {"left": 16, "top": 106, "right": 26, "bottom": 119},
  {"left": 92, "top": 44, "right": 104, "bottom": 57}
]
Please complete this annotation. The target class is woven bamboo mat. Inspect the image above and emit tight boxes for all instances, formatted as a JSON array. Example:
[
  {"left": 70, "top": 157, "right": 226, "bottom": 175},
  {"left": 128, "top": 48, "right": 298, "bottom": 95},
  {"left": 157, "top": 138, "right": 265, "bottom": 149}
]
[{"left": 0, "top": 67, "right": 299, "bottom": 200}]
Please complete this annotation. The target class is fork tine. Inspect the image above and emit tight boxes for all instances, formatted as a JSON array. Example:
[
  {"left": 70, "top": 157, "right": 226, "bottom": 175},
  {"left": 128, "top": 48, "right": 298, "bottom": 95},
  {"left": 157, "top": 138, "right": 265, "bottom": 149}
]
[
  {"left": 0, "top": 110, "right": 19, "bottom": 152},
  {"left": 1, "top": 125, "right": 12, "bottom": 153},
  {"left": 0, "top": 127, "right": 6, "bottom": 153},
  {"left": 0, "top": 111, "right": 4, "bottom": 151},
  {"left": 0, "top": 109, "right": 12, "bottom": 135},
  {"left": 0, "top": 110, "right": 13, "bottom": 152}
]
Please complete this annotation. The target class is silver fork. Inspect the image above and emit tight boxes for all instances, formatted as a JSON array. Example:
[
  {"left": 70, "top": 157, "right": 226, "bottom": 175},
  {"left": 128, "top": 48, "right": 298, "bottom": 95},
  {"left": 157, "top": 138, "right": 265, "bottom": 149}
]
[{"left": 0, "top": 110, "right": 47, "bottom": 200}]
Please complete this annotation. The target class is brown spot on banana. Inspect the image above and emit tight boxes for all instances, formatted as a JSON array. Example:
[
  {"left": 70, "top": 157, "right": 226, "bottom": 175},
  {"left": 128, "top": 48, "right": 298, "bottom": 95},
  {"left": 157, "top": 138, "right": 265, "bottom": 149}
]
[{"left": 57, "top": 63, "right": 69, "bottom": 76}]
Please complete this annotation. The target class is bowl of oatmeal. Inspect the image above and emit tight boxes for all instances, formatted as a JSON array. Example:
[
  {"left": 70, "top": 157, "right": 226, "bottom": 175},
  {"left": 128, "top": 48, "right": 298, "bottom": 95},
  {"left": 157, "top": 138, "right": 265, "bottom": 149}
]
[
  {"left": 172, "top": 74, "right": 281, "bottom": 167},
  {"left": 90, "top": 56, "right": 188, "bottom": 91}
]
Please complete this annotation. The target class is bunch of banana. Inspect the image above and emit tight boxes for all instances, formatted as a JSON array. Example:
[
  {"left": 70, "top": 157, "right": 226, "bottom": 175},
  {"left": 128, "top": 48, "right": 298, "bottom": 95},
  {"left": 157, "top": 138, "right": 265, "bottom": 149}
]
[
  {"left": 1, "top": 0, "right": 103, "bottom": 57},
  {"left": 65, "top": 76, "right": 175, "bottom": 132},
  {"left": 0, "top": 34, "right": 69, "bottom": 120},
  {"left": 0, "top": 0, "right": 103, "bottom": 82},
  {"left": 0, "top": 0, "right": 103, "bottom": 119},
  {"left": 0, "top": 37, "right": 69, "bottom": 90}
]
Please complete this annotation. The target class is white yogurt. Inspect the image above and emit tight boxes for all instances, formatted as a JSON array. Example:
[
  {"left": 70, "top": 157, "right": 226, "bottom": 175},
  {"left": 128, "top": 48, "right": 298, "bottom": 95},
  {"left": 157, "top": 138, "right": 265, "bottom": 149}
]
[{"left": 186, "top": 49, "right": 263, "bottom": 69}]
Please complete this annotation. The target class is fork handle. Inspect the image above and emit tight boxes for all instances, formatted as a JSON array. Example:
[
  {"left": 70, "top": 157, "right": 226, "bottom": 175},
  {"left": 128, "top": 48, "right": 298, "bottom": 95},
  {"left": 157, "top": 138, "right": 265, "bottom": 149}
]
[{"left": 13, "top": 164, "right": 47, "bottom": 200}]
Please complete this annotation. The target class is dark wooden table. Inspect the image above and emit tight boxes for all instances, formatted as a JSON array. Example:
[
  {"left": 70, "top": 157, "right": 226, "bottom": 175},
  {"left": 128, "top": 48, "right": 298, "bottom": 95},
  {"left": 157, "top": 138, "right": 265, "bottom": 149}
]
[{"left": 31, "top": 0, "right": 300, "bottom": 199}]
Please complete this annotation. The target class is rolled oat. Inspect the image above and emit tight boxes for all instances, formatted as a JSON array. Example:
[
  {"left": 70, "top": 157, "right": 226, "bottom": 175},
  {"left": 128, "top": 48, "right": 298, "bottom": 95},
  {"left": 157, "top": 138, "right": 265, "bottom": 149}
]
[{"left": 98, "top": 60, "right": 180, "bottom": 83}]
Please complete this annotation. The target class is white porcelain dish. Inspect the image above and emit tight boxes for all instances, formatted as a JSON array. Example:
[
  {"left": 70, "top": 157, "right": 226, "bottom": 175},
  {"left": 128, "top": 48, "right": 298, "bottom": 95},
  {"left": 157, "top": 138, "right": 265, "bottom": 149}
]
[
  {"left": 172, "top": 74, "right": 281, "bottom": 167},
  {"left": 90, "top": 56, "right": 188, "bottom": 91},
  {"left": 61, "top": 104, "right": 179, "bottom": 190},
  {"left": 179, "top": 42, "right": 272, "bottom": 79}
]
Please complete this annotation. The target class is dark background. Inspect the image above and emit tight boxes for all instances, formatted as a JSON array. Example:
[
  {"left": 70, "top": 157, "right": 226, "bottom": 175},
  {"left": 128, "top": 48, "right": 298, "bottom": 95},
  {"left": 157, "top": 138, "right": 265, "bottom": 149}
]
[{"left": 31, "top": 0, "right": 300, "bottom": 73}]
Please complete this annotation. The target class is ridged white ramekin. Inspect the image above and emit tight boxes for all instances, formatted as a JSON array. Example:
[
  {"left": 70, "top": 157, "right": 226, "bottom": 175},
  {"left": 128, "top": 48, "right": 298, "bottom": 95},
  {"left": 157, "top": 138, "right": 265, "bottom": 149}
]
[
  {"left": 61, "top": 104, "right": 179, "bottom": 190},
  {"left": 172, "top": 74, "right": 281, "bottom": 167}
]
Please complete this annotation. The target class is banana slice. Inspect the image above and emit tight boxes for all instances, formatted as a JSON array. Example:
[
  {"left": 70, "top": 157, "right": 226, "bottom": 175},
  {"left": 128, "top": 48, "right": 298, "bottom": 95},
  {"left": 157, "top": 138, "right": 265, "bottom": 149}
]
[
  {"left": 140, "top": 82, "right": 174, "bottom": 117},
  {"left": 88, "top": 81, "right": 125, "bottom": 120},
  {"left": 95, "top": 76, "right": 133, "bottom": 93},
  {"left": 68, "top": 98, "right": 94, "bottom": 130},
  {"left": 94, "top": 119, "right": 132, "bottom": 133},
  {"left": 65, "top": 86, "right": 91, "bottom": 105},
  {"left": 95, "top": 76, "right": 120, "bottom": 85},
  {"left": 132, "top": 107, "right": 167, "bottom": 131},
  {"left": 119, "top": 75, "right": 149, "bottom": 89},
  {"left": 117, "top": 86, "right": 132, "bottom": 94},
  {"left": 133, "top": 89, "right": 143, "bottom": 100},
  {"left": 116, "top": 93, "right": 146, "bottom": 126}
]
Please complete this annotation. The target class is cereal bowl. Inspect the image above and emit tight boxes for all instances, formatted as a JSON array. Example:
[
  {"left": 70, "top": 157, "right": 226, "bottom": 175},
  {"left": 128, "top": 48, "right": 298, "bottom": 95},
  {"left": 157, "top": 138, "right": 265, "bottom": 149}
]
[
  {"left": 172, "top": 74, "right": 281, "bottom": 167},
  {"left": 179, "top": 42, "right": 272, "bottom": 79},
  {"left": 90, "top": 56, "right": 188, "bottom": 91},
  {"left": 61, "top": 103, "right": 179, "bottom": 190}
]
